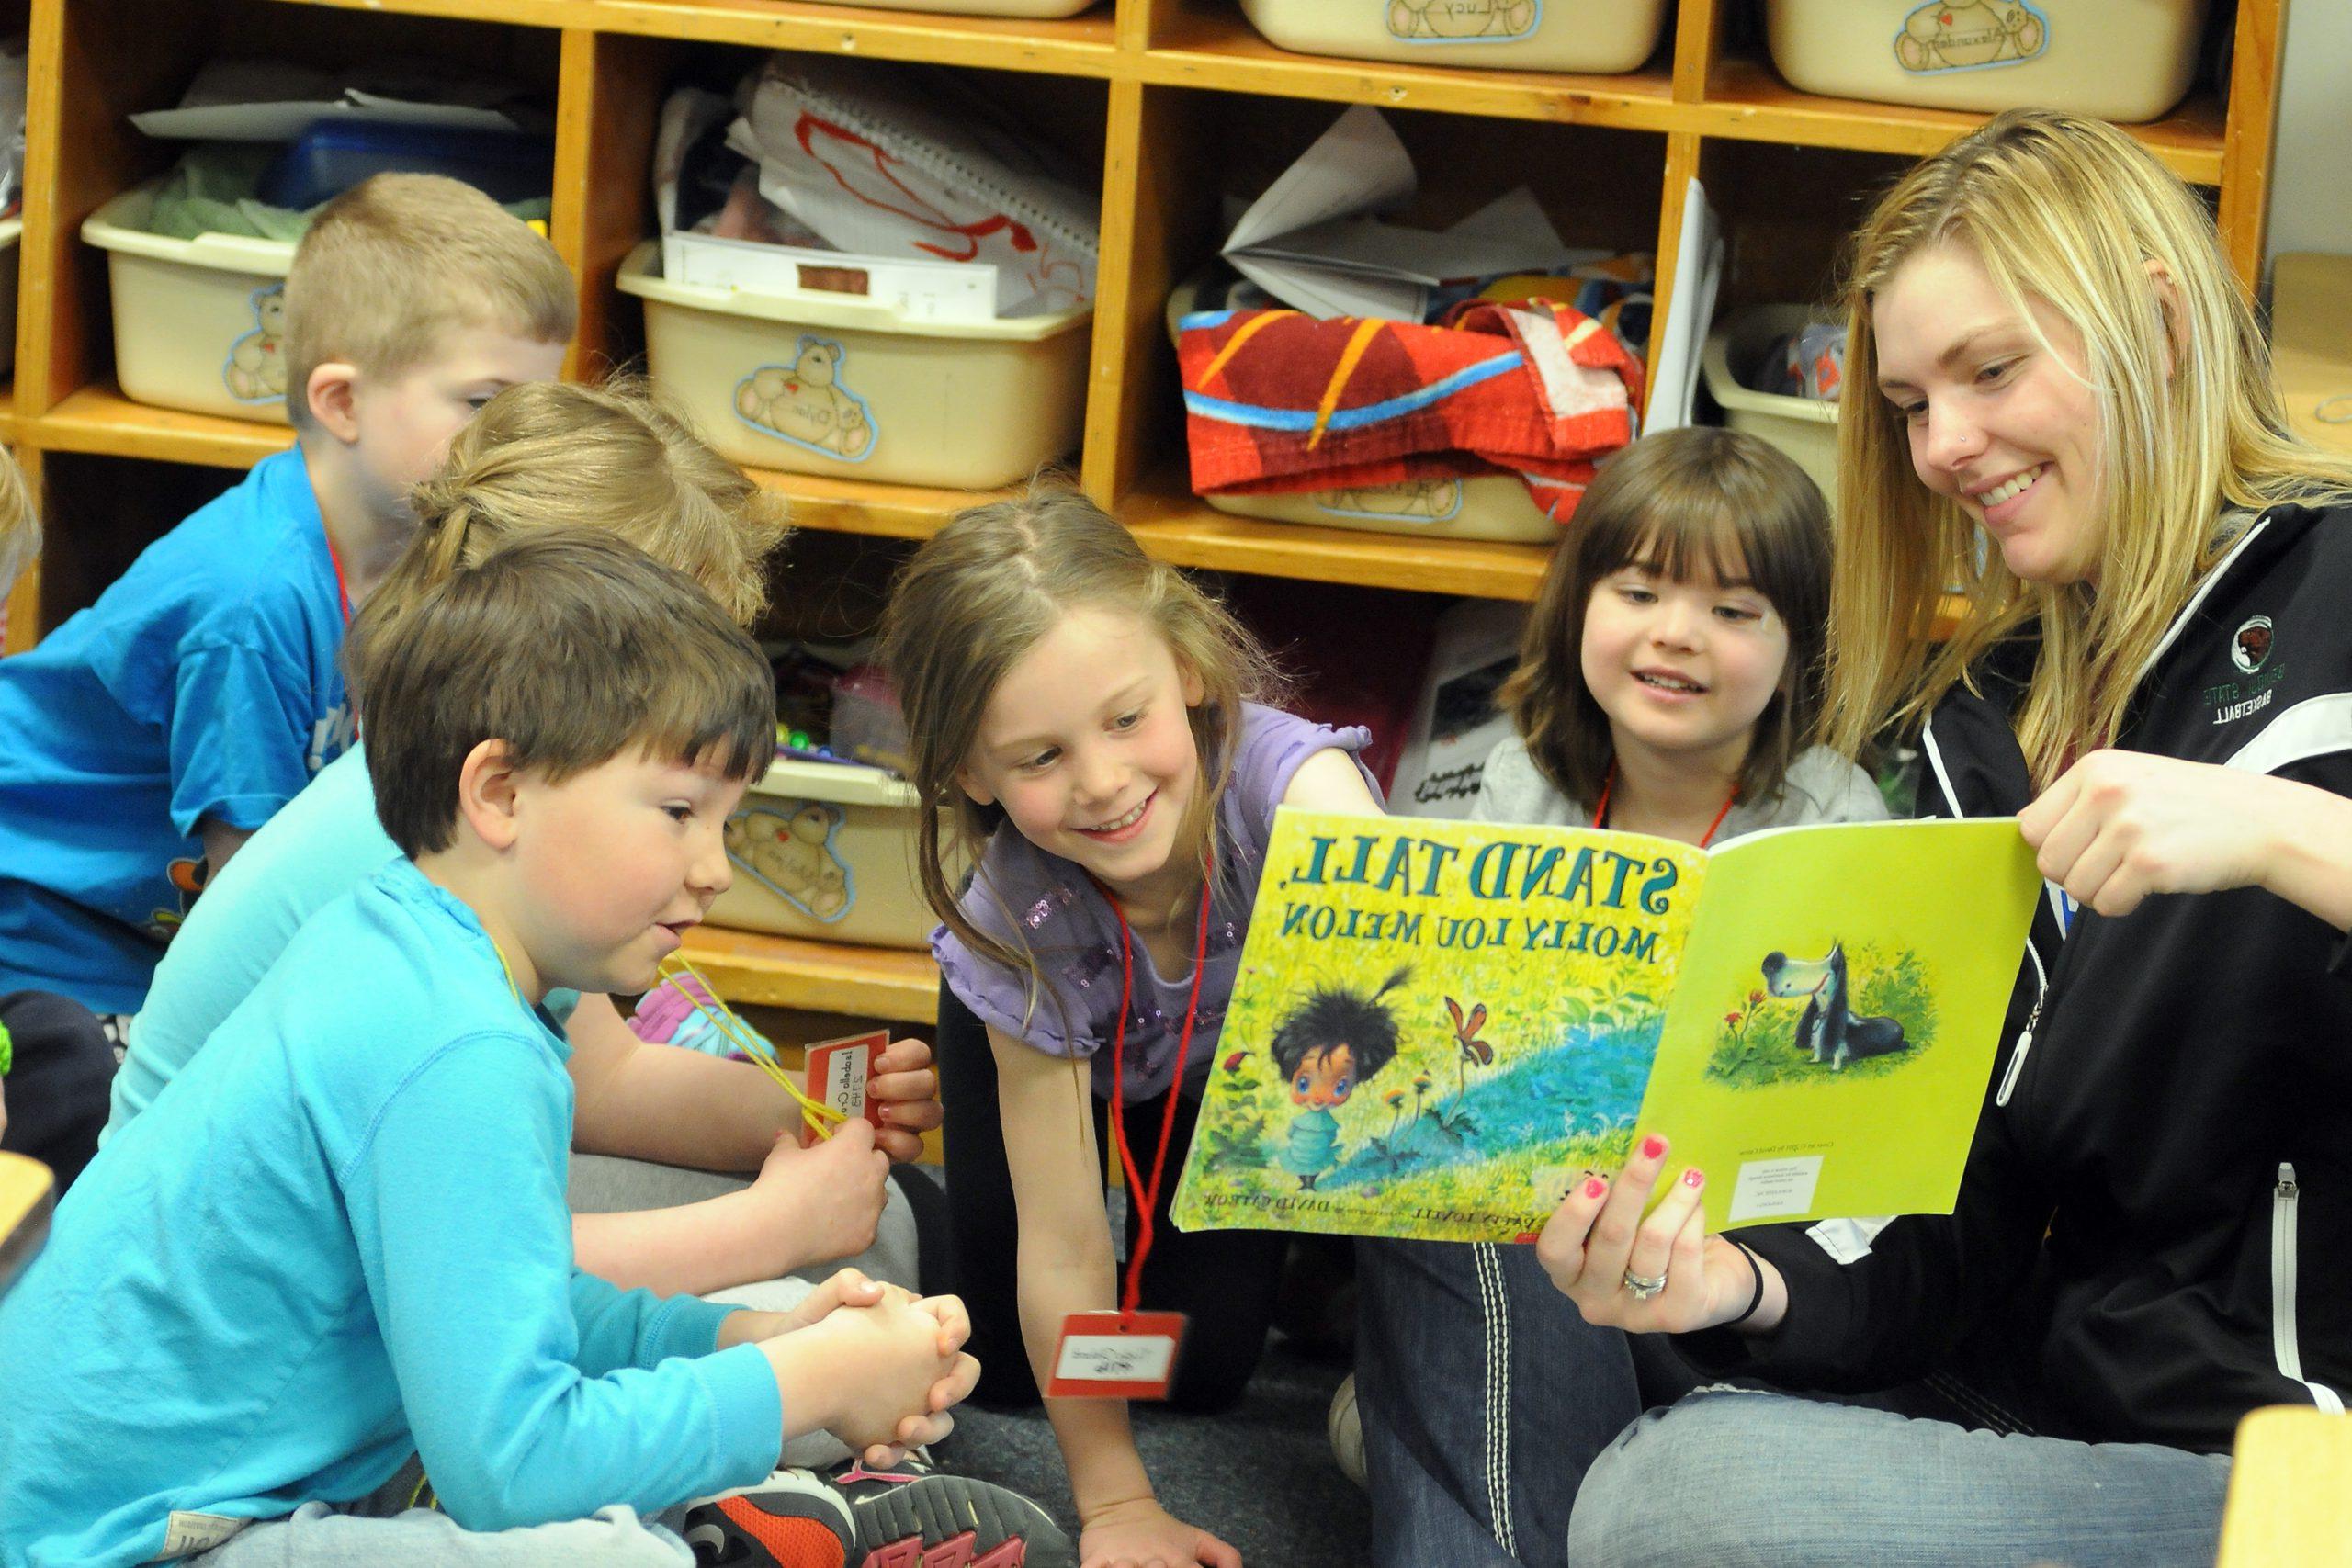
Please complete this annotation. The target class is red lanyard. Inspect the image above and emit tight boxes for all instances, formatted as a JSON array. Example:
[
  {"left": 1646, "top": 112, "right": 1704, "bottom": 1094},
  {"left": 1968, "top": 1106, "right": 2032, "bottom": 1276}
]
[
  {"left": 324, "top": 529, "right": 354, "bottom": 626},
  {"left": 1593, "top": 762, "right": 1737, "bottom": 850},
  {"left": 1099, "top": 883, "right": 1214, "bottom": 1316}
]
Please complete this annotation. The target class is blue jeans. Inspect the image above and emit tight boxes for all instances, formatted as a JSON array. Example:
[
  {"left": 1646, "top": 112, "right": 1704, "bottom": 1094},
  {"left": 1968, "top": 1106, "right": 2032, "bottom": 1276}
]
[
  {"left": 1566, "top": 1389, "right": 2234, "bottom": 1568},
  {"left": 1356, "top": 1238, "right": 1649, "bottom": 1568}
]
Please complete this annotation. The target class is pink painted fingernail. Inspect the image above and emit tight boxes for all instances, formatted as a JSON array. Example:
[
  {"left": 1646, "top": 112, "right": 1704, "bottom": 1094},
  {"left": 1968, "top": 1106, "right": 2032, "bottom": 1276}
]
[
  {"left": 1681, "top": 1168, "right": 1705, "bottom": 1189},
  {"left": 1583, "top": 1177, "right": 1608, "bottom": 1200},
  {"left": 1640, "top": 1134, "right": 1667, "bottom": 1160}
]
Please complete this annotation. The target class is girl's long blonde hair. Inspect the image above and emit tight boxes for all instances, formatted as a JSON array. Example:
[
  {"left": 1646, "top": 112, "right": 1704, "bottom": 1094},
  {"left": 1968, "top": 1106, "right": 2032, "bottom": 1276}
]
[
  {"left": 882, "top": 482, "right": 1283, "bottom": 1013},
  {"left": 1824, "top": 109, "right": 2352, "bottom": 784},
  {"left": 366, "top": 377, "right": 790, "bottom": 646}
]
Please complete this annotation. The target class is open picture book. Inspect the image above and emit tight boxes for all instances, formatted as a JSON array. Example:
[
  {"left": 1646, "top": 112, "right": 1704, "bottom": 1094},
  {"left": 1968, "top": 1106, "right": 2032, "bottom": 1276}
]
[{"left": 1170, "top": 808, "right": 2041, "bottom": 1243}]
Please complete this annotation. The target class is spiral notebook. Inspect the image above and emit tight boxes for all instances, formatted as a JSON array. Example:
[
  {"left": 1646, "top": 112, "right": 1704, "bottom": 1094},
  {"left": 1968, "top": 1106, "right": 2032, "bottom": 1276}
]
[{"left": 729, "top": 56, "right": 1101, "bottom": 318}]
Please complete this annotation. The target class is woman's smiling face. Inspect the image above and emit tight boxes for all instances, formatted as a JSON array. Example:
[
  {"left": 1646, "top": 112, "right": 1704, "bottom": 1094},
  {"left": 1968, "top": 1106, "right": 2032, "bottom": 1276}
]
[{"left": 1871, "top": 239, "right": 2108, "bottom": 586}]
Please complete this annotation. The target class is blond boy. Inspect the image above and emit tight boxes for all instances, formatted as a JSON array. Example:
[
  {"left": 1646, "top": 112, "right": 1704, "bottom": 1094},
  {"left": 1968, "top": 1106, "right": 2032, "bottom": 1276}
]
[{"left": 0, "top": 174, "right": 571, "bottom": 1017}]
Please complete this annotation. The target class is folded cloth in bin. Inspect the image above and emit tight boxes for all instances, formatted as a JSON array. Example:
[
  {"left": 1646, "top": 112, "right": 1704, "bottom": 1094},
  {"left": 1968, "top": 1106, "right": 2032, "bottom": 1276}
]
[{"left": 1178, "top": 299, "right": 1643, "bottom": 523}]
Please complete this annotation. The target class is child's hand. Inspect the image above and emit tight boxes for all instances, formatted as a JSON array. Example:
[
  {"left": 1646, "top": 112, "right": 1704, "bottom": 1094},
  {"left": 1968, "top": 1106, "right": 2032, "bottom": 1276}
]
[
  {"left": 1535, "top": 1134, "right": 1771, "bottom": 1335},
  {"left": 717, "top": 1269, "right": 890, "bottom": 1349},
  {"left": 1079, "top": 1498, "right": 1242, "bottom": 1568},
  {"left": 2018, "top": 750, "right": 2297, "bottom": 918},
  {"left": 867, "top": 1035, "right": 943, "bottom": 1163},
  {"left": 762, "top": 1289, "right": 971, "bottom": 1462},
  {"left": 746, "top": 1118, "right": 890, "bottom": 1275}
]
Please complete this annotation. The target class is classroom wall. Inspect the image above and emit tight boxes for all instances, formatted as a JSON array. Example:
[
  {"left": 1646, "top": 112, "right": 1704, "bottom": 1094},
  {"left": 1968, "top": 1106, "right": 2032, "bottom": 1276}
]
[{"left": 2266, "top": 0, "right": 2352, "bottom": 262}]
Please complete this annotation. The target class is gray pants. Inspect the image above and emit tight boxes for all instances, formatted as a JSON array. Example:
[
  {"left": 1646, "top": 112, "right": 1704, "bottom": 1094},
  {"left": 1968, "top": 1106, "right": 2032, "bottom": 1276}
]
[
  {"left": 187, "top": 1501, "right": 694, "bottom": 1567},
  {"left": 187, "top": 1155, "right": 925, "bottom": 1565},
  {"left": 1566, "top": 1388, "right": 2234, "bottom": 1568}
]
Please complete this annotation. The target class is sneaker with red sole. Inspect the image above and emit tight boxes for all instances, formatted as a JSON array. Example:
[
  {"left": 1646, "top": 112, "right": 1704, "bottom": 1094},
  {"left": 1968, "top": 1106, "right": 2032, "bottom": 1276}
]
[{"left": 686, "top": 1457, "right": 1075, "bottom": 1568}]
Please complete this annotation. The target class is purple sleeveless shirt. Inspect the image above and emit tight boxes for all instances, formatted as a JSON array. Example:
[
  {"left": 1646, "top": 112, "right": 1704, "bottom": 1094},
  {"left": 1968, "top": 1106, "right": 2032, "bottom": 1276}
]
[{"left": 933, "top": 704, "right": 1374, "bottom": 1103}]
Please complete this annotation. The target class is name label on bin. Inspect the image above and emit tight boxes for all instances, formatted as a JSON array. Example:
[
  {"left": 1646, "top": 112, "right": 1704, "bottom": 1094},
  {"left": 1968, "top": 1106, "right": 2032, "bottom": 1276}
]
[{"left": 1047, "top": 1311, "right": 1188, "bottom": 1400}]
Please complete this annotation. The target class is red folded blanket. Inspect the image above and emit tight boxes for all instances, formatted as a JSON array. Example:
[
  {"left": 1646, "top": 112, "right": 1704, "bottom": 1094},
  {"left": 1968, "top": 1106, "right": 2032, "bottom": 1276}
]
[{"left": 1178, "top": 299, "right": 1644, "bottom": 524}]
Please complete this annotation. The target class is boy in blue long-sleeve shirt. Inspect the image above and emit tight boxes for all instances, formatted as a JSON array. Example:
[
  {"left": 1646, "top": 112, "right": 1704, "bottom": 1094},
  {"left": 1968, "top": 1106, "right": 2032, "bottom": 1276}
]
[{"left": 0, "top": 534, "right": 981, "bottom": 1568}]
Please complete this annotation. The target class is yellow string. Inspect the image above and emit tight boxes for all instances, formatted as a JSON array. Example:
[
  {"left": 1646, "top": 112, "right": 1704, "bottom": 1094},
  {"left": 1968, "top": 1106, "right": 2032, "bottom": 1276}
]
[{"left": 655, "top": 953, "right": 847, "bottom": 1141}]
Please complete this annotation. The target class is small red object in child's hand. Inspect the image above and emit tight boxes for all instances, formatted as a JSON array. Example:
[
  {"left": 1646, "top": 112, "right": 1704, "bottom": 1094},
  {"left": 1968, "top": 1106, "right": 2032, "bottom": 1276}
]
[{"left": 799, "top": 1029, "right": 888, "bottom": 1147}]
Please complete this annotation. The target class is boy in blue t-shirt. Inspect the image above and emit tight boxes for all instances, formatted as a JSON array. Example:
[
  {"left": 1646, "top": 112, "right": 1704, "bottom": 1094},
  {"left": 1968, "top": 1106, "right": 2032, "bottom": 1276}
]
[
  {"left": 0, "top": 173, "right": 573, "bottom": 1017},
  {"left": 0, "top": 534, "right": 994, "bottom": 1568}
]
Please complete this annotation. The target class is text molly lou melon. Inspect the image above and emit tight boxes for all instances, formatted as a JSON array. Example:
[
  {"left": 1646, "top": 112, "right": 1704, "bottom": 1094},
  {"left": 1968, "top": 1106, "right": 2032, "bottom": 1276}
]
[{"left": 1277, "top": 830, "right": 1679, "bottom": 961}]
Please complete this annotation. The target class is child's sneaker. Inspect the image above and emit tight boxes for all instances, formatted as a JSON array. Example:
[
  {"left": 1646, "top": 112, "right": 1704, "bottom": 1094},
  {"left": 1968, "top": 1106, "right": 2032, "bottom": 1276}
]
[
  {"left": 1328, "top": 1371, "right": 1365, "bottom": 1488},
  {"left": 686, "top": 1457, "right": 1075, "bottom": 1568}
]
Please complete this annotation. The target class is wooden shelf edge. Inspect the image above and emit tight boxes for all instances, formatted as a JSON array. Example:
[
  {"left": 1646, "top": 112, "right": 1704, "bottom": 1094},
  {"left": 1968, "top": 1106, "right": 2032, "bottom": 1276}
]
[
  {"left": 31, "top": 387, "right": 291, "bottom": 469},
  {"left": 1120, "top": 481, "right": 1551, "bottom": 600},
  {"left": 592, "top": 0, "right": 1119, "bottom": 75},
  {"left": 1137, "top": 16, "right": 1678, "bottom": 129},
  {"left": 677, "top": 924, "right": 938, "bottom": 1022},
  {"left": 1693, "top": 62, "right": 2228, "bottom": 185}
]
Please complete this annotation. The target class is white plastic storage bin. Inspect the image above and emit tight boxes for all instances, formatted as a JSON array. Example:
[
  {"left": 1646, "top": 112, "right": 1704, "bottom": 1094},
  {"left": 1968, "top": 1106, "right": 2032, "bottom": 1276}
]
[
  {"left": 618, "top": 241, "right": 1091, "bottom": 489},
  {"left": 795, "top": 0, "right": 1094, "bottom": 13},
  {"left": 1764, "top": 0, "right": 2210, "bottom": 123},
  {"left": 0, "top": 218, "right": 21, "bottom": 378},
  {"left": 1701, "top": 306, "right": 1841, "bottom": 508},
  {"left": 82, "top": 185, "right": 295, "bottom": 423},
  {"left": 709, "top": 758, "right": 937, "bottom": 951},
  {"left": 1203, "top": 474, "right": 1559, "bottom": 543},
  {"left": 1238, "top": 0, "right": 1670, "bottom": 74}
]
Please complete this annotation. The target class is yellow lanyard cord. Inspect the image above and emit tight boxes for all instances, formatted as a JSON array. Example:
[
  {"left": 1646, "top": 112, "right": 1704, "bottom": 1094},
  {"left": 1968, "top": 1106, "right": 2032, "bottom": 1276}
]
[{"left": 654, "top": 952, "right": 846, "bottom": 1141}]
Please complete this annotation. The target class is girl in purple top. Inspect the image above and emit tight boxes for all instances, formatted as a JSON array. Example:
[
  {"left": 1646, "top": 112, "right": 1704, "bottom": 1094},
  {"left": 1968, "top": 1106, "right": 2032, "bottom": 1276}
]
[{"left": 886, "top": 487, "right": 1381, "bottom": 1568}]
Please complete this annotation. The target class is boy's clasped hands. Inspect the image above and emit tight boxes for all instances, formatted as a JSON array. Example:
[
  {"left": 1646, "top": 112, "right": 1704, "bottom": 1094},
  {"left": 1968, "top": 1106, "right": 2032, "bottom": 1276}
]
[{"left": 720, "top": 1268, "right": 980, "bottom": 1463}]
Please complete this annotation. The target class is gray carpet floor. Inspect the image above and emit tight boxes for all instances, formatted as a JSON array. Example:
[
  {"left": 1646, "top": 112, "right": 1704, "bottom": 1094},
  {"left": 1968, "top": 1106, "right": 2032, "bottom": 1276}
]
[{"left": 932, "top": 1337, "right": 1369, "bottom": 1568}]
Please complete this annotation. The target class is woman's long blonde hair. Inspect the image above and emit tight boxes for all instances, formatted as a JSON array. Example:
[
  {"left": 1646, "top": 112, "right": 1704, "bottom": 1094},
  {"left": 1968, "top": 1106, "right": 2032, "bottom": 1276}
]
[
  {"left": 882, "top": 482, "right": 1283, "bottom": 1015},
  {"left": 364, "top": 377, "right": 791, "bottom": 648},
  {"left": 1824, "top": 109, "right": 2352, "bottom": 784}
]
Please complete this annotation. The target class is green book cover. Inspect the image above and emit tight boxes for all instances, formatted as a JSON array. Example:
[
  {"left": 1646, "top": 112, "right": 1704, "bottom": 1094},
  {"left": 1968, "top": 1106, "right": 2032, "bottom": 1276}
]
[{"left": 1170, "top": 808, "right": 2041, "bottom": 1243}]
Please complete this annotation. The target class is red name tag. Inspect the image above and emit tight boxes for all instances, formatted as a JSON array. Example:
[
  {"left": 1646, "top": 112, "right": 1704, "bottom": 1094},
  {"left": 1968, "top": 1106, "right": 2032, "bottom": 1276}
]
[
  {"left": 798, "top": 1029, "right": 886, "bottom": 1147},
  {"left": 1046, "top": 1311, "right": 1188, "bottom": 1401}
]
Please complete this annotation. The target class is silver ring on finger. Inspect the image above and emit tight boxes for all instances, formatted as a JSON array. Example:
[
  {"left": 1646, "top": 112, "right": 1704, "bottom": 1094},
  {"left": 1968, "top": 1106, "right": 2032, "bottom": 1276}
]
[{"left": 1621, "top": 1268, "right": 1668, "bottom": 1300}]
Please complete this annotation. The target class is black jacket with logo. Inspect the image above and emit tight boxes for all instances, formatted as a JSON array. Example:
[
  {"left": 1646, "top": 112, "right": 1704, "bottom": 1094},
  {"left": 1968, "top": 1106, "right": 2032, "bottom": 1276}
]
[{"left": 1687, "top": 499, "right": 2352, "bottom": 1452}]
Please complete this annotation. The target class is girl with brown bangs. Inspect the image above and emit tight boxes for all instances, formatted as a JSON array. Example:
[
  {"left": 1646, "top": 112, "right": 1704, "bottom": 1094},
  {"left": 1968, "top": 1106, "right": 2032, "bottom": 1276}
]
[{"left": 1351, "top": 425, "right": 1882, "bottom": 1568}]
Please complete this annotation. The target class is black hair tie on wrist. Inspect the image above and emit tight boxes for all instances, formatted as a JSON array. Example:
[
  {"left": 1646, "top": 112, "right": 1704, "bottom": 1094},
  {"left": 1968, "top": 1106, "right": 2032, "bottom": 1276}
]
[{"left": 1726, "top": 1240, "right": 1767, "bottom": 1328}]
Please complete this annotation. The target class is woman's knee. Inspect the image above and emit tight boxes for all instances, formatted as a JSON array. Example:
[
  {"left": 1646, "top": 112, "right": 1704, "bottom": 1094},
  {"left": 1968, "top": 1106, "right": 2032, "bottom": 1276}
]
[{"left": 1566, "top": 1390, "right": 1796, "bottom": 1566}]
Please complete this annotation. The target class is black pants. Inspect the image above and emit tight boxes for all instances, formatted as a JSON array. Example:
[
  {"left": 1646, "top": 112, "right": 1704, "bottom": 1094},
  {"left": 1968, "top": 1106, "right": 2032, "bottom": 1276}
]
[
  {"left": 0, "top": 990, "right": 116, "bottom": 1192},
  {"left": 933, "top": 983, "right": 1288, "bottom": 1413}
]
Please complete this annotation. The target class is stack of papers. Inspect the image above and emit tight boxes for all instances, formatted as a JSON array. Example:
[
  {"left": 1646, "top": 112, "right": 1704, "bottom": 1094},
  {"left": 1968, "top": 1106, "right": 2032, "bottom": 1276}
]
[
  {"left": 1221, "top": 106, "right": 1589, "bottom": 321},
  {"left": 130, "top": 59, "right": 537, "bottom": 141}
]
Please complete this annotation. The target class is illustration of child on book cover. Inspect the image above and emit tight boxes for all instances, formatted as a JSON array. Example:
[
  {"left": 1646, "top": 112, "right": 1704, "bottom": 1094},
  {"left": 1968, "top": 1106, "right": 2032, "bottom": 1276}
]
[{"left": 1171, "top": 808, "right": 2039, "bottom": 1244}]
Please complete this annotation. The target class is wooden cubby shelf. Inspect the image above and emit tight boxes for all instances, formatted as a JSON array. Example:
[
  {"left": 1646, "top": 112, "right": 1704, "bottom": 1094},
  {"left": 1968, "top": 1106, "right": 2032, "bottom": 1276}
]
[
  {"left": 676, "top": 925, "right": 940, "bottom": 1024},
  {"left": 2, "top": 0, "right": 2286, "bottom": 1007}
]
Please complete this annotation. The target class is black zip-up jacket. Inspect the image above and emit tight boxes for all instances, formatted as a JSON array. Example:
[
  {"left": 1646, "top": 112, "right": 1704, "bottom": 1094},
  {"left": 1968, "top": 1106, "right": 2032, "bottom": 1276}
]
[{"left": 1682, "top": 500, "right": 2352, "bottom": 1452}]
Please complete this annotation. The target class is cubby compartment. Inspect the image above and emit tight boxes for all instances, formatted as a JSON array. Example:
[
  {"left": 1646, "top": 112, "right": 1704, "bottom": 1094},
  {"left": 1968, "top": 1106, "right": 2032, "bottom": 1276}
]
[
  {"left": 1123, "top": 88, "right": 1664, "bottom": 549},
  {"left": 570, "top": 34, "right": 1110, "bottom": 509},
  {"left": 32, "top": 0, "right": 557, "bottom": 434}
]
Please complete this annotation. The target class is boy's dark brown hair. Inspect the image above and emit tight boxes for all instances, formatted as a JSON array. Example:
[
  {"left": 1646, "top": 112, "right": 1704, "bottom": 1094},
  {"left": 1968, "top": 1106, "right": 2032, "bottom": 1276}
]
[
  {"left": 348, "top": 531, "right": 775, "bottom": 858},
  {"left": 1499, "top": 425, "right": 1834, "bottom": 812}
]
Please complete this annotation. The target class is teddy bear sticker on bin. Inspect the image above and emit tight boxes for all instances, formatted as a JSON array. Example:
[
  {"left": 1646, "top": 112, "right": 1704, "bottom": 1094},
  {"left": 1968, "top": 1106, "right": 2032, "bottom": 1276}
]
[
  {"left": 222, "top": 284, "right": 288, "bottom": 405},
  {"left": 1387, "top": 0, "right": 1542, "bottom": 43},
  {"left": 733, "top": 336, "right": 878, "bottom": 463},
  {"left": 725, "top": 802, "right": 854, "bottom": 923},
  {"left": 1894, "top": 0, "right": 2048, "bottom": 73},
  {"left": 1315, "top": 478, "right": 1464, "bottom": 524}
]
